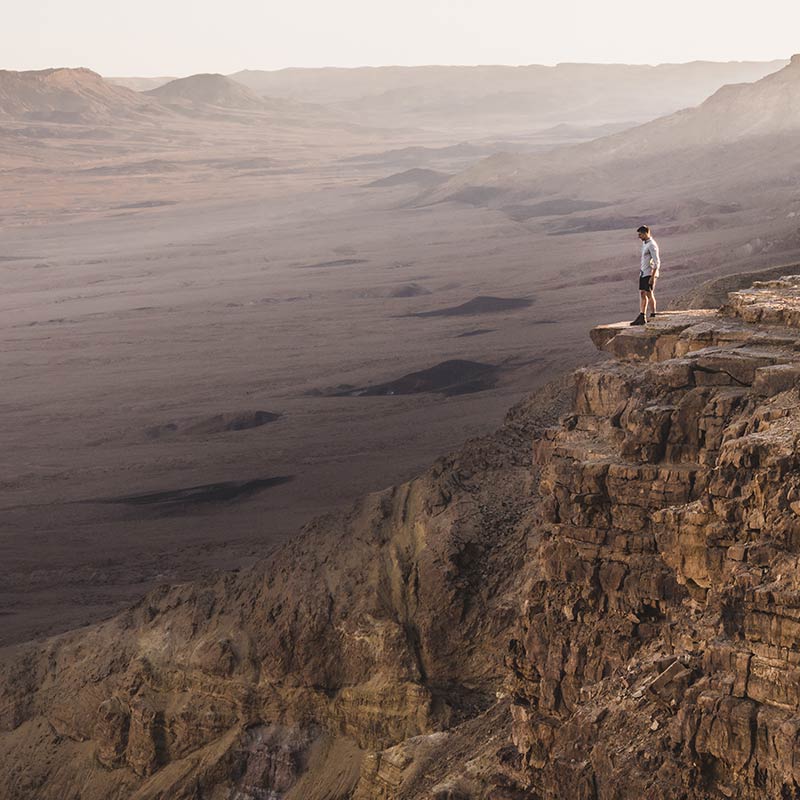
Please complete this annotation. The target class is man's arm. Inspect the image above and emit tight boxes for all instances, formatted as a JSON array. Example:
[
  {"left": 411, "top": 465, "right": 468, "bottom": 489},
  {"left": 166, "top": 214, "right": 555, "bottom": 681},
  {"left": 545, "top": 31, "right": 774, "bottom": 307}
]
[
  {"left": 649, "top": 240, "right": 661, "bottom": 272},
  {"left": 647, "top": 241, "right": 660, "bottom": 290}
]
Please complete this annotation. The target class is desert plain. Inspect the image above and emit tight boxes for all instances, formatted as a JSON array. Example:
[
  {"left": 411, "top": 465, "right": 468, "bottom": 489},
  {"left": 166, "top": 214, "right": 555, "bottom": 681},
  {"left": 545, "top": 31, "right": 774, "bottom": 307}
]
[{"left": 2, "top": 58, "right": 800, "bottom": 648}]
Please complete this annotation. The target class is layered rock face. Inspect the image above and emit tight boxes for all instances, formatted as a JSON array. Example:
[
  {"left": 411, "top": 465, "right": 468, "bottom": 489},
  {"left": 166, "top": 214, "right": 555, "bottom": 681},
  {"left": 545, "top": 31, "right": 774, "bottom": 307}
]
[
  {"left": 0, "top": 370, "right": 571, "bottom": 799},
  {"left": 509, "top": 277, "right": 800, "bottom": 799},
  {"left": 5, "top": 277, "right": 800, "bottom": 799}
]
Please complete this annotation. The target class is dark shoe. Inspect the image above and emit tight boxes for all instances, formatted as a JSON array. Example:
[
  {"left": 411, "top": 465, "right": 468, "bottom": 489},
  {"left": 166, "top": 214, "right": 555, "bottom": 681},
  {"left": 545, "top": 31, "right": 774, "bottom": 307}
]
[
  {"left": 630, "top": 313, "right": 646, "bottom": 326},
  {"left": 649, "top": 311, "right": 657, "bottom": 319}
]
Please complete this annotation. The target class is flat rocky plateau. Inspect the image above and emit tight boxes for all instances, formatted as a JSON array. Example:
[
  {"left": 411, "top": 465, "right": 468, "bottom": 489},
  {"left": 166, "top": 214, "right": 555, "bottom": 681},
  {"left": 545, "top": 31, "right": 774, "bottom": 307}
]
[{"left": 5, "top": 276, "right": 800, "bottom": 798}]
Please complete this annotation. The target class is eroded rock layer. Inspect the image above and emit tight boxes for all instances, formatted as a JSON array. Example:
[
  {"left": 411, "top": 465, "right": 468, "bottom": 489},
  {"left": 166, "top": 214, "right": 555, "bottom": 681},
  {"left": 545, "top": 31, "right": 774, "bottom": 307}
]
[
  {"left": 0, "top": 368, "right": 571, "bottom": 799},
  {"left": 5, "top": 277, "right": 800, "bottom": 799},
  {"left": 510, "top": 277, "right": 800, "bottom": 800}
]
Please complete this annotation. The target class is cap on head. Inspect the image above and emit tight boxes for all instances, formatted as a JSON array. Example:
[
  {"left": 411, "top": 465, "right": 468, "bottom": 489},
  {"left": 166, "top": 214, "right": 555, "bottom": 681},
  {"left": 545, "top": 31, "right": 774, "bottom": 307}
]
[{"left": 637, "top": 225, "right": 650, "bottom": 235}]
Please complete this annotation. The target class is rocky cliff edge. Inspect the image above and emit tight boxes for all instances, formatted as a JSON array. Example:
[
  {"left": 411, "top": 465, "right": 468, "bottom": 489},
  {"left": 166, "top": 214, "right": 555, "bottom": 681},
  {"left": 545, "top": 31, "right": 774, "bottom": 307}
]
[{"left": 5, "top": 277, "right": 800, "bottom": 799}]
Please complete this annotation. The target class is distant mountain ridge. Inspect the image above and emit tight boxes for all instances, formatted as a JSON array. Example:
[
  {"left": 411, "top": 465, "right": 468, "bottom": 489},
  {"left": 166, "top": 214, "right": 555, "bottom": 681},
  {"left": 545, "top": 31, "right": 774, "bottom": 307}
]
[
  {"left": 643, "top": 52, "right": 800, "bottom": 143},
  {"left": 146, "top": 73, "right": 269, "bottom": 110},
  {"left": 423, "top": 55, "right": 800, "bottom": 207},
  {"left": 90, "top": 60, "right": 793, "bottom": 139},
  {"left": 0, "top": 68, "right": 336, "bottom": 129},
  {"left": 230, "top": 60, "right": 788, "bottom": 129},
  {"left": 576, "top": 52, "right": 800, "bottom": 159},
  {"left": 0, "top": 67, "right": 159, "bottom": 122}
]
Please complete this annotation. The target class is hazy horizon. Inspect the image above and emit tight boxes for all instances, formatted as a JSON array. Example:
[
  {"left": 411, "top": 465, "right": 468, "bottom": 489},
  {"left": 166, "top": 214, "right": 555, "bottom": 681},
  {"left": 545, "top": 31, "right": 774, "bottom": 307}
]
[
  {"left": 3, "top": 57, "right": 792, "bottom": 80},
  {"left": 3, "top": 0, "right": 799, "bottom": 76}
]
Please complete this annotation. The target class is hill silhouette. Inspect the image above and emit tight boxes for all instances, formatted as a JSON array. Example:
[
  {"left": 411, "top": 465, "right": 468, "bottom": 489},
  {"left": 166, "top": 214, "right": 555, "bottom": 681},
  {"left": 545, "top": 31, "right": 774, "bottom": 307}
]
[
  {"left": 0, "top": 67, "right": 159, "bottom": 122},
  {"left": 146, "top": 73, "right": 269, "bottom": 111}
]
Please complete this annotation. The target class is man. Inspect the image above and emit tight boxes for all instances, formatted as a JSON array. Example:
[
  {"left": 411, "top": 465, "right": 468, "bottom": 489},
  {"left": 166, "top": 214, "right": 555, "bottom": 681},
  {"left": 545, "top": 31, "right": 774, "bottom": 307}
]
[{"left": 630, "top": 225, "right": 660, "bottom": 325}]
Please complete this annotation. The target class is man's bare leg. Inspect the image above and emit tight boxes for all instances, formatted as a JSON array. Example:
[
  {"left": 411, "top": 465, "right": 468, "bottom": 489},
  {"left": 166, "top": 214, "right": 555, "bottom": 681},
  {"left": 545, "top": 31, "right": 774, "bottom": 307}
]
[
  {"left": 631, "top": 291, "right": 648, "bottom": 324},
  {"left": 647, "top": 276, "right": 657, "bottom": 317},
  {"left": 645, "top": 290, "right": 656, "bottom": 316}
]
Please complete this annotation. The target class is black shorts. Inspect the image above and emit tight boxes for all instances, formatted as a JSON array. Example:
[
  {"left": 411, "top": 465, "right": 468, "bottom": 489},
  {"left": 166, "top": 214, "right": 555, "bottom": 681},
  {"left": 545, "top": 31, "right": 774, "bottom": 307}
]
[{"left": 639, "top": 274, "right": 654, "bottom": 291}]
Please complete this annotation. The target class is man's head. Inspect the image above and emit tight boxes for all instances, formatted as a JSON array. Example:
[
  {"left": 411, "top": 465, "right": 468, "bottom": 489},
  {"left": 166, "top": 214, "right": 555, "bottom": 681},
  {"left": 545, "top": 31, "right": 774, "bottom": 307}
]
[{"left": 637, "top": 225, "right": 651, "bottom": 241}]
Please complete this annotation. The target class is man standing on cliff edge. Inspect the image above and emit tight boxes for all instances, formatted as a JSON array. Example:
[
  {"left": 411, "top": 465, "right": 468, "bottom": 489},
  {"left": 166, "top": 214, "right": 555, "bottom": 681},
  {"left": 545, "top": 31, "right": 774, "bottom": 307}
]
[{"left": 630, "top": 225, "right": 660, "bottom": 325}]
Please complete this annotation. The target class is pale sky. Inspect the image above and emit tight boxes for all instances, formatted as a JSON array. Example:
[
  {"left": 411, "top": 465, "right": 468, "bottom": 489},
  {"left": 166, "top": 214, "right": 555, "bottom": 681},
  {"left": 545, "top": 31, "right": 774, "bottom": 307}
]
[{"left": 4, "top": 0, "right": 799, "bottom": 76}]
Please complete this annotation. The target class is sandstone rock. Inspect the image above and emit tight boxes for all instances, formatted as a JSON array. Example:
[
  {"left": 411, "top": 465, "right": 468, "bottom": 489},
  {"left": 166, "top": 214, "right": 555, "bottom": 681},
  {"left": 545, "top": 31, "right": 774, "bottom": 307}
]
[
  {"left": 752, "top": 363, "right": 800, "bottom": 396},
  {"left": 506, "top": 277, "right": 800, "bottom": 799}
]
